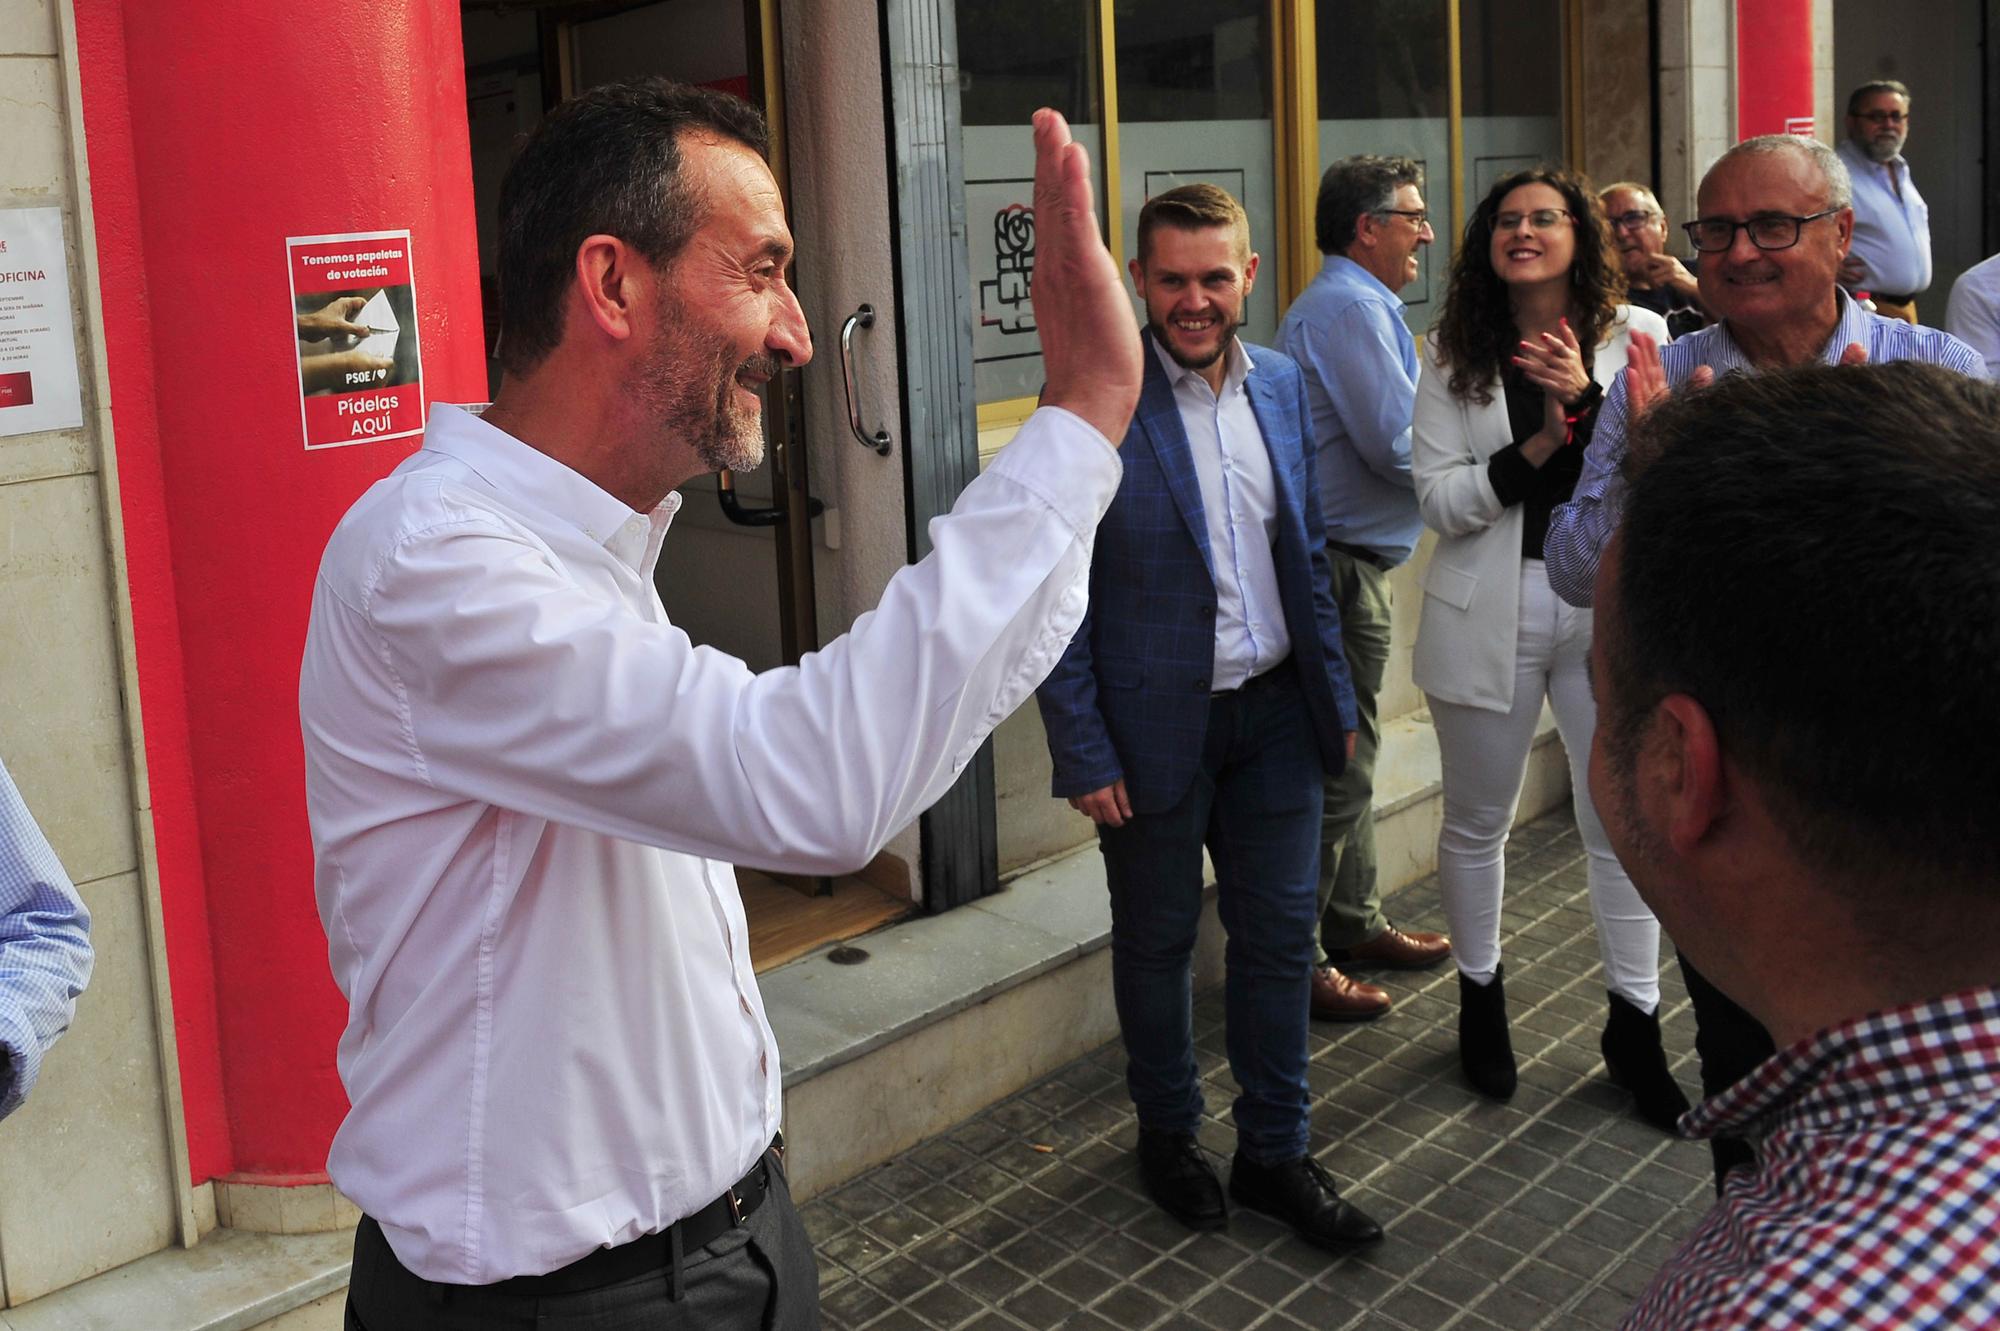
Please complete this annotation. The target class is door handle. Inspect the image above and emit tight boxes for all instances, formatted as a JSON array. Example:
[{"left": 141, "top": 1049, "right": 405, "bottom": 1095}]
[
  {"left": 840, "top": 304, "right": 893, "bottom": 456},
  {"left": 716, "top": 467, "right": 823, "bottom": 527}
]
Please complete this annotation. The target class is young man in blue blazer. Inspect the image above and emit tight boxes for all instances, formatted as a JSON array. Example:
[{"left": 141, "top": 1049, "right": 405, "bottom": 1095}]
[{"left": 1037, "top": 184, "right": 1380, "bottom": 1253}]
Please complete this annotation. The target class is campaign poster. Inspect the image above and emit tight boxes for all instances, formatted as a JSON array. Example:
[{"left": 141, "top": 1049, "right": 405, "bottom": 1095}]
[
  {"left": 287, "top": 229, "right": 426, "bottom": 450},
  {"left": 0, "top": 207, "right": 85, "bottom": 438}
]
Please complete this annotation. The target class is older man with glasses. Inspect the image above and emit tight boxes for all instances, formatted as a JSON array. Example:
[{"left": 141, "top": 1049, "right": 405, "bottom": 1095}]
[
  {"left": 1598, "top": 181, "right": 1708, "bottom": 338},
  {"left": 1836, "top": 79, "right": 1929, "bottom": 323},
  {"left": 1544, "top": 132, "right": 1985, "bottom": 1192},
  {"left": 1276, "top": 155, "right": 1452, "bottom": 1025}
]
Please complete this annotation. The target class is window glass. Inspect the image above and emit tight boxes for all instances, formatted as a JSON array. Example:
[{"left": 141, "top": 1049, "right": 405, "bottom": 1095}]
[
  {"left": 958, "top": 0, "right": 1104, "bottom": 403},
  {"left": 1114, "top": 0, "right": 1280, "bottom": 346},
  {"left": 1315, "top": 0, "right": 1452, "bottom": 333}
]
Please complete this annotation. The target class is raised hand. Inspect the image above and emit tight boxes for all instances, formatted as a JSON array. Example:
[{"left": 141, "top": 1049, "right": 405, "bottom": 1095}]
[
  {"left": 1513, "top": 317, "right": 1591, "bottom": 403},
  {"left": 1029, "top": 108, "right": 1141, "bottom": 447},
  {"left": 1622, "top": 330, "right": 1713, "bottom": 420}
]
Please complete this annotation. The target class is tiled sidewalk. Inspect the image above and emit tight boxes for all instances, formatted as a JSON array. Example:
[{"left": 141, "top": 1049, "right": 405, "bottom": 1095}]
[{"left": 802, "top": 809, "right": 1718, "bottom": 1330}]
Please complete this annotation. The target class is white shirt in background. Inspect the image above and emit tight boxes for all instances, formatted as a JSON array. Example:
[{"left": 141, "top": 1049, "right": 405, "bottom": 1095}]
[{"left": 1946, "top": 253, "right": 2000, "bottom": 377}]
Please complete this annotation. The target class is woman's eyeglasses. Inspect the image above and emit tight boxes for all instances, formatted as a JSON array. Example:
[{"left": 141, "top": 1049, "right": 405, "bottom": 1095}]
[
  {"left": 1681, "top": 209, "right": 1840, "bottom": 253},
  {"left": 1492, "top": 208, "right": 1573, "bottom": 233}
]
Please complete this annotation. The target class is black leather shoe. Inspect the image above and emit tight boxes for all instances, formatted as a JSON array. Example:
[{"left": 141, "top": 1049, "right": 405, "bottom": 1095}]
[
  {"left": 1458, "top": 967, "right": 1517, "bottom": 1101},
  {"left": 1229, "top": 1152, "right": 1383, "bottom": 1251},
  {"left": 1136, "top": 1128, "right": 1226, "bottom": 1231},
  {"left": 1601, "top": 991, "right": 1693, "bottom": 1134}
]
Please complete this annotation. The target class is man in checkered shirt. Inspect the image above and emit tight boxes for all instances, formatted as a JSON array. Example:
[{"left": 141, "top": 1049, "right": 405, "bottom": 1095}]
[{"left": 1587, "top": 362, "right": 2000, "bottom": 1330}]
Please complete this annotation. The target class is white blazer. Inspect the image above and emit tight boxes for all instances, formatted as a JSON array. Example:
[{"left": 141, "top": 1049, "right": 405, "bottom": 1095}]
[{"left": 1411, "top": 305, "right": 1669, "bottom": 712}]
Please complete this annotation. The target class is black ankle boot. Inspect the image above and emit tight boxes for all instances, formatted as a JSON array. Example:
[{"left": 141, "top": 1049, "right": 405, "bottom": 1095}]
[
  {"left": 1458, "top": 966, "right": 1517, "bottom": 1100},
  {"left": 1601, "top": 991, "right": 1693, "bottom": 1133}
]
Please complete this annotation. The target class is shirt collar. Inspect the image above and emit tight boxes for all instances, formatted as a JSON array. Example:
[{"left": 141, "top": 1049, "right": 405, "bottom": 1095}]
[
  {"left": 1682, "top": 985, "right": 2000, "bottom": 1140},
  {"left": 1150, "top": 332, "right": 1253, "bottom": 397},
  {"left": 1707, "top": 287, "right": 1874, "bottom": 372},
  {"left": 421, "top": 403, "right": 683, "bottom": 552},
  {"left": 1319, "top": 253, "right": 1405, "bottom": 310}
]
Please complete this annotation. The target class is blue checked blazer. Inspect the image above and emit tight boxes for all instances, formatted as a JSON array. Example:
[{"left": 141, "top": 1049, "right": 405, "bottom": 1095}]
[{"left": 1037, "top": 332, "right": 1357, "bottom": 815}]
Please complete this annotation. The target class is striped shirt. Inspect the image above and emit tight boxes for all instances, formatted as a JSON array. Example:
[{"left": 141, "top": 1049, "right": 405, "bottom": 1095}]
[
  {"left": 1621, "top": 987, "right": 2000, "bottom": 1330},
  {"left": 1545, "top": 291, "right": 1988, "bottom": 606},
  {"left": 0, "top": 756, "right": 92, "bottom": 1120}
]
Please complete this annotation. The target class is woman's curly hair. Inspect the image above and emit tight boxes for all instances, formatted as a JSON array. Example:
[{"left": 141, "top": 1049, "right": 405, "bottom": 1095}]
[{"left": 1431, "top": 167, "right": 1627, "bottom": 405}]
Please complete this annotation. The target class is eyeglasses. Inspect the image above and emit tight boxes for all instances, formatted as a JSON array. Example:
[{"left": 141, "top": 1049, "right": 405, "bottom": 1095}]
[
  {"left": 1493, "top": 208, "right": 1573, "bottom": 233},
  {"left": 1681, "top": 209, "right": 1840, "bottom": 253},
  {"left": 1855, "top": 110, "right": 1908, "bottom": 125},
  {"left": 1375, "top": 208, "right": 1430, "bottom": 227},
  {"left": 1608, "top": 210, "right": 1662, "bottom": 231}
]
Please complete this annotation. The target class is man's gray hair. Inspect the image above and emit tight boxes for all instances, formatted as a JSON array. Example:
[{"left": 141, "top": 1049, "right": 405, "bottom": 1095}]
[
  {"left": 1315, "top": 155, "right": 1423, "bottom": 255},
  {"left": 1598, "top": 181, "right": 1663, "bottom": 215},
  {"left": 1706, "top": 135, "right": 1853, "bottom": 211},
  {"left": 1846, "top": 79, "right": 1911, "bottom": 115}
]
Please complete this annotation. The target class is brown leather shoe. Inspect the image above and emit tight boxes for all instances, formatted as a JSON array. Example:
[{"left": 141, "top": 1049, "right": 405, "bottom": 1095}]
[
  {"left": 1327, "top": 924, "right": 1452, "bottom": 971},
  {"left": 1310, "top": 965, "right": 1390, "bottom": 1022}
]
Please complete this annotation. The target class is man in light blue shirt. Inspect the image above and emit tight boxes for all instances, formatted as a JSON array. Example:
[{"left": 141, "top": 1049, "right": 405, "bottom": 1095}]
[
  {"left": 0, "top": 754, "right": 92, "bottom": 1121},
  {"left": 1277, "top": 156, "right": 1450, "bottom": 1019},
  {"left": 1546, "top": 132, "right": 1982, "bottom": 1191},
  {"left": 1836, "top": 80, "right": 1930, "bottom": 323}
]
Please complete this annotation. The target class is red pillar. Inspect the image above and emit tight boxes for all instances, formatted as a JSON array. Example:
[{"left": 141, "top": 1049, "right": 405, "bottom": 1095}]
[
  {"left": 1736, "top": 0, "right": 1819, "bottom": 138},
  {"left": 75, "top": 0, "right": 486, "bottom": 1180}
]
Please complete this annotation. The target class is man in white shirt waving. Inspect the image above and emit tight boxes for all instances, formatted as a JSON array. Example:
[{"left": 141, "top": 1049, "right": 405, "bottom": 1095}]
[{"left": 302, "top": 81, "right": 1138, "bottom": 1330}]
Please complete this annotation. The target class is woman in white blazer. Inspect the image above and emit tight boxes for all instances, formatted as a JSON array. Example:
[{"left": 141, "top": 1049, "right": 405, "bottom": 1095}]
[{"left": 1412, "top": 169, "right": 1686, "bottom": 1131}]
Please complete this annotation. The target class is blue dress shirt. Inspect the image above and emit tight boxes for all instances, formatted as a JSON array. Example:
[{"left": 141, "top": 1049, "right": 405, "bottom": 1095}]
[
  {"left": 1838, "top": 139, "right": 1932, "bottom": 298},
  {"left": 1277, "top": 255, "right": 1423, "bottom": 566},
  {"left": 0, "top": 755, "right": 92, "bottom": 1120},
  {"left": 1545, "top": 290, "right": 1987, "bottom": 606}
]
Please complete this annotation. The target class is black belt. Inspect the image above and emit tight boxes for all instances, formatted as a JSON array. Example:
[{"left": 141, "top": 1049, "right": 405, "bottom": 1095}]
[
  {"left": 366, "top": 1133, "right": 785, "bottom": 1300},
  {"left": 1327, "top": 540, "right": 1393, "bottom": 572}
]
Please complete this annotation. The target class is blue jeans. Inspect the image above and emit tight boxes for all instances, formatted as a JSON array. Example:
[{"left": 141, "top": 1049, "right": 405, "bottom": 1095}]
[{"left": 1097, "top": 665, "right": 1323, "bottom": 1165}]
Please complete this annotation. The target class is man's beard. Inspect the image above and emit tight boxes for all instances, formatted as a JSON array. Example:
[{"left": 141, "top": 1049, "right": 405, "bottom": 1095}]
[
  {"left": 1864, "top": 131, "right": 1905, "bottom": 163},
  {"left": 637, "top": 312, "right": 773, "bottom": 476},
  {"left": 1148, "top": 311, "right": 1241, "bottom": 373}
]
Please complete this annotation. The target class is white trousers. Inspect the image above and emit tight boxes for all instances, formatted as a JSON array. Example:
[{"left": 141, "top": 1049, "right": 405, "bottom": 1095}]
[{"left": 1427, "top": 561, "right": 1662, "bottom": 1010}]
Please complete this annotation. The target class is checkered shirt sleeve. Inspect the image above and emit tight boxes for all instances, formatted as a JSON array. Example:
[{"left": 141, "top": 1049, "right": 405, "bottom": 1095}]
[
  {"left": 1620, "top": 987, "right": 2000, "bottom": 1329},
  {"left": 0, "top": 756, "right": 92, "bottom": 1120}
]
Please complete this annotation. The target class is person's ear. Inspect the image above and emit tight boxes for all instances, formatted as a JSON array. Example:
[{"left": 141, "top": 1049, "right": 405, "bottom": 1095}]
[
  {"left": 574, "top": 234, "right": 641, "bottom": 343},
  {"left": 1653, "top": 694, "right": 1726, "bottom": 857}
]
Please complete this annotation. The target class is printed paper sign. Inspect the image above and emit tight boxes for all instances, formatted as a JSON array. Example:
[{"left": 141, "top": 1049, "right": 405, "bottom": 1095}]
[
  {"left": 287, "top": 229, "right": 426, "bottom": 450},
  {"left": 0, "top": 208, "right": 85, "bottom": 438}
]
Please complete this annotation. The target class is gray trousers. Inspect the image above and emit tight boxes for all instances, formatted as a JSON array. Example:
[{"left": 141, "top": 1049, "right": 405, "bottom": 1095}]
[
  {"left": 1314, "top": 549, "right": 1393, "bottom": 959},
  {"left": 344, "top": 1162, "right": 818, "bottom": 1330}
]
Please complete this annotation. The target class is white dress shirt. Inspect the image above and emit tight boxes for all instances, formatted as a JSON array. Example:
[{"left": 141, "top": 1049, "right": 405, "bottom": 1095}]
[
  {"left": 1946, "top": 253, "right": 2000, "bottom": 378},
  {"left": 301, "top": 402, "right": 1119, "bottom": 1284},
  {"left": 1151, "top": 337, "right": 1291, "bottom": 691},
  {"left": 1837, "top": 139, "right": 1932, "bottom": 297}
]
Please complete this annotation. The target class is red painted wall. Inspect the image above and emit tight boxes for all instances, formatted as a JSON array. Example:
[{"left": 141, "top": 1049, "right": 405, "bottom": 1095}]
[
  {"left": 1737, "top": 0, "right": 1818, "bottom": 138},
  {"left": 75, "top": 0, "right": 487, "bottom": 1178}
]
